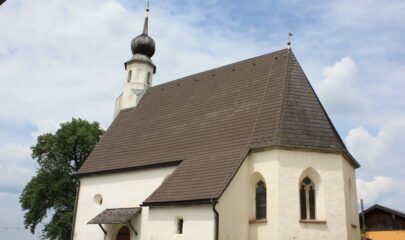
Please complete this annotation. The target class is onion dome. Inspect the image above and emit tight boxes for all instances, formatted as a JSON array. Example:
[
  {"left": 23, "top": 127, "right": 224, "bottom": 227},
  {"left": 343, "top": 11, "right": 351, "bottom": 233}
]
[
  {"left": 130, "top": 4, "right": 155, "bottom": 58},
  {"left": 130, "top": 28, "right": 155, "bottom": 57}
]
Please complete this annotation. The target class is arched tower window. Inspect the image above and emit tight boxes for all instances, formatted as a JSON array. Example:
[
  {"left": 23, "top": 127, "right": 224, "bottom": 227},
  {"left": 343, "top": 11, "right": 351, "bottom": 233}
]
[
  {"left": 146, "top": 72, "right": 151, "bottom": 86},
  {"left": 127, "top": 70, "right": 132, "bottom": 83},
  {"left": 256, "top": 181, "right": 266, "bottom": 219},
  {"left": 300, "top": 177, "right": 316, "bottom": 220}
]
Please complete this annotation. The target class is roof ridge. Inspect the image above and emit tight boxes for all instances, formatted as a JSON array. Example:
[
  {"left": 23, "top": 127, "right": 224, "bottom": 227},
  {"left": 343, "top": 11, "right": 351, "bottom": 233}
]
[
  {"left": 151, "top": 49, "right": 289, "bottom": 89},
  {"left": 292, "top": 52, "right": 348, "bottom": 150},
  {"left": 274, "top": 49, "right": 292, "bottom": 145}
]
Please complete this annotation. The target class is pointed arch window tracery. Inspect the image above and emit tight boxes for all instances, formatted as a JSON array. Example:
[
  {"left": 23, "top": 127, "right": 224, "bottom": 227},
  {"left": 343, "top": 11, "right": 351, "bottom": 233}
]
[{"left": 300, "top": 177, "right": 316, "bottom": 220}]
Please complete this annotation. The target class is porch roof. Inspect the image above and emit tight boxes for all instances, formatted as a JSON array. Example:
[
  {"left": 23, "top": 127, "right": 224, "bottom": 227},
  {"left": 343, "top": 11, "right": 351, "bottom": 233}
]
[{"left": 88, "top": 207, "right": 142, "bottom": 224}]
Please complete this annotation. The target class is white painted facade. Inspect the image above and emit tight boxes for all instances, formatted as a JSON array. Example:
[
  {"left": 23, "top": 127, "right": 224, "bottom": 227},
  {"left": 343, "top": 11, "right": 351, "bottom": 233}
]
[
  {"left": 73, "top": 166, "right": 177, "bottom": 240},
  {"left": 217, "top": 149, "right": 360, "bottom": 240},
  {"left": 113, "top": 60, "right": 155, "bottom": 118},
  {"left": 73, "top": 149, "right": 360, "bottom": 240},
  {"left": 148, "top": 206, "right": 215, "bottom": 240}
]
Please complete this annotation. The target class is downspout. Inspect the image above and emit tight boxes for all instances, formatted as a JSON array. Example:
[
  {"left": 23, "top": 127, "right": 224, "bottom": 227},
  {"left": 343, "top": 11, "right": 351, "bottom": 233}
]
[
  {"left": 71, "top": 176, "right": 81, "bottom": 240},
  {"left": 211, "top": 200, "right": 219, "bottom": 240}
]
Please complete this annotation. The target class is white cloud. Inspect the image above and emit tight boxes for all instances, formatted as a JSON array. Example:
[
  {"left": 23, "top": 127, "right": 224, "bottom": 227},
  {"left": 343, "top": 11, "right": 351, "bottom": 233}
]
[
  {"left": 0, "top": 144, "right": 31, "bottom": 164},
  {"left": 356, "top": 176, "right": 395, "bottom": 206},
  {"left": 347, "top": 116, "right": 405, "bottom": 209},
  {"left": 0, "top": 2, "right": 270, "bottom": 238},
  {"left": 0, "top": 0, "right": 270, "bottom": 130},
  {"left": 0, "top": 143, "right": 34, "bottom": 194},
  {"left": 317, "top": 57, "right": 369, "bottom": 117},
  {"left": 346, "top": 116, "right": 405, "bottom": 168},
  {"left": 30, "top": 118, "right": 62, "bottom": 140},
  {"left": 345, "top": 127, "right": 386, "bottom": 164},
  {"left": 0, "top": 163, "right": 33, "bottom": 192}
]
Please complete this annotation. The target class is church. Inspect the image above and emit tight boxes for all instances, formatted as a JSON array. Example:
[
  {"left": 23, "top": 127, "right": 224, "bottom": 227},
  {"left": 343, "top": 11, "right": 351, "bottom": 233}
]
[{"left": 72, "top": 3, "right": 361, "bottom": 240}]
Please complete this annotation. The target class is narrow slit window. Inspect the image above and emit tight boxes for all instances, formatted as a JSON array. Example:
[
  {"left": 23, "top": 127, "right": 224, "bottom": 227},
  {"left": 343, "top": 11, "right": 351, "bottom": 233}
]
[
  {"left": 176, "top": 218, "right": 183, "bottom": 234},
  {"left": 255, "top": 181, "right": 267, "bottom": 219},
  {"left": 127, "top": 70, "right": 132, "bottom": 83},
  {"left": 146, "top": 72, "right": 151, "bottom": 85}
]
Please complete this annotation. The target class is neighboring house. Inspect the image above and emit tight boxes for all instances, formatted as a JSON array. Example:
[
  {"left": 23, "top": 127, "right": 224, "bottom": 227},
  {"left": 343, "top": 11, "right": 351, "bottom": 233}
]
[
  {"left": 72, "top": 4, "right": 361, "bottom": 240},
  {"left": 360, "top": 204, "right": 405, "bottom": 240}
]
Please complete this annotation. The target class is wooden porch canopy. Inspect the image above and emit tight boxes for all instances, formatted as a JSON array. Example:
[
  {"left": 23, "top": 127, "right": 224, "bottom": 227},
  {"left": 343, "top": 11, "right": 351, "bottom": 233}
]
[
  {"left": 88, "top": 207, "right": 142, "bottom": 236},
  {"left": 88, "top": 207, "right": 142, "bottom": 224}
]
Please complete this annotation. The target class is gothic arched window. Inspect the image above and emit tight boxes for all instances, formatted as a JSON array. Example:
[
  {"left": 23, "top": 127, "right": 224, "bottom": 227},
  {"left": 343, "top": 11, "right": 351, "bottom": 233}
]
[
  {"left": 300, "top": 177, "right": 316, "bottom": 220},
  {"left": 256, "top": 181, "right": 266, "bottom": 219}
]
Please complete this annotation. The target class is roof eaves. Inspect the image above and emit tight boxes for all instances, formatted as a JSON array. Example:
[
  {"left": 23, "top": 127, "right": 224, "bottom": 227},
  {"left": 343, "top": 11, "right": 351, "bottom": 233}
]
[
  {"left": 250, "top": 144, "right": 360, "bottom": 168},
  {"left": 141, "top": 198, "right": 214, "bottom": 207},
  {"left": 77, "top": 160, "right": 182, "bottom": 177}
]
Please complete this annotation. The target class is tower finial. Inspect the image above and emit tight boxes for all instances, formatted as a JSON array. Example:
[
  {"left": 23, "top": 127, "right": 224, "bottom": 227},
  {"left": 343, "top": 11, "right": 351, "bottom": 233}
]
[
  {"left": 146, "top": 0, "right": 150, "bottom": 18},
  {"left": 143, "top": 0, "right": 150, "bottom": 34},
  {"left": 287, "top": 32, "right": 293, "bottom": 49},
  {"left": 130, "top": 0, "right": 155, "bottom": 57}
]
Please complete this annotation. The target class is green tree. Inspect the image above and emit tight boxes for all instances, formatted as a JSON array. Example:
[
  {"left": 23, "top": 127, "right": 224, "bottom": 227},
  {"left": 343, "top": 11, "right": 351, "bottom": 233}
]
[{"left": 20, "top": 118, "right": 104, "bottom": 240}]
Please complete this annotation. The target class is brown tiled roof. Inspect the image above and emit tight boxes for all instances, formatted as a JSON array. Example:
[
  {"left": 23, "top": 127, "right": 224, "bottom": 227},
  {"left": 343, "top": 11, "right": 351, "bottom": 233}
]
[
  {"left": 78, "top": 49, "right": 359, "bottom": 205},
  {"left": 88, "top": 208, "right": 141, "bottom": 224}
]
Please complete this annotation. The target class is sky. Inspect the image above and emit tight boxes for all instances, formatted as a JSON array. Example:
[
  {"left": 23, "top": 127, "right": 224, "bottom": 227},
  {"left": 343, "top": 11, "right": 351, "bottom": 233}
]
[{"left": 0, "top": 0, "right": 404, "bottom": 239}]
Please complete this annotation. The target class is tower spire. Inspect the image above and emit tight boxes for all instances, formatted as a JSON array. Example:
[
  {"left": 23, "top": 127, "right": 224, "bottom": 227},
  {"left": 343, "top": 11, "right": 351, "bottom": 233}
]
[
  {"left": 115, "top": 0, "right": 156, "bottom": 118},
  {"left": 143, "top": 0, "right": 150, "bottom": 35},
  {"left": 130, "top": 0, "right": 155, "bottom": 58}
]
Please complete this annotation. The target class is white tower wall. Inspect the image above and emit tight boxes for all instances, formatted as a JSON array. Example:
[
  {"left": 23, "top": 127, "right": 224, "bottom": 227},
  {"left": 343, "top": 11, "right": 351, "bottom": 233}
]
[{"left": 113, "top": 61, "right": 154, "bottom": 118}]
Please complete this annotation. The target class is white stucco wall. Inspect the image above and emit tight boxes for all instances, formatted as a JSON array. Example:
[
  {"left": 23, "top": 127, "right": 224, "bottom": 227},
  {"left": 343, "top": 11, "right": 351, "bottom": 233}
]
[
  {"left": 74, "top": 148, "right": 359, "bottom": 240},
  {"left": 114, "top": 61, "right": 154, "bottom": 118},
  {"left": 342, "top": 156, "right": 361, "bottom": 240},
  {"left": 148, "top": 205, "right": 215, "bottom": 240},
  {"left": 217, "top": 149, "right": 360, "bottom": 240},
  {"left": 73, "top": 166, "right": 176, "bottom": 240}
]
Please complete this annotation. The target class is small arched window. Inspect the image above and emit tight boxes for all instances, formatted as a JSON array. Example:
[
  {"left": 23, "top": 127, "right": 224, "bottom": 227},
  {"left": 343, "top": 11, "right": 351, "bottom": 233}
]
[
  {"left": 146, "top": 72, "right": 151, "bottom": 86},
  {"left": 256, "top": 181, "right": 266, "bottom": 219},
  {"left": 300, "top": 177, "right": 316, "bottom": 220},
  {"left": 127, "top": 70, "right": 132, "bottom": 83}
]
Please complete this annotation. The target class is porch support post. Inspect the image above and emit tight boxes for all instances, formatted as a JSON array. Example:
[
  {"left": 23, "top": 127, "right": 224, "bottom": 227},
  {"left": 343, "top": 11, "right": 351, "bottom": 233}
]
[
  {"left": 127, "top": 221, "right": 138, "bottom": 236},
  {"left": 98, "top": 224, "right": 107, "bottom": 235}
]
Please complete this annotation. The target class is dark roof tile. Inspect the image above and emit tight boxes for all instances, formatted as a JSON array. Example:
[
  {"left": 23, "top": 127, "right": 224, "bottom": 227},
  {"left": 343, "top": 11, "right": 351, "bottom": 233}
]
[{"left": 88, "top": 208, "right": 141, "bottom": 224}]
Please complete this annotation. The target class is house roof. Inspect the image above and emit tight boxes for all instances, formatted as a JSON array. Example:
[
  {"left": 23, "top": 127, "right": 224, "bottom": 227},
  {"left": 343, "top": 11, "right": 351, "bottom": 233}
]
[
  {"left": 88, "top": 208, "right": 142, "bottom": 224},
  {"left": 362, "top": 204, "right": 405, "bottom": 219},
  {"left": 78, "top": 49, "right": 359, "bottom": 205}
]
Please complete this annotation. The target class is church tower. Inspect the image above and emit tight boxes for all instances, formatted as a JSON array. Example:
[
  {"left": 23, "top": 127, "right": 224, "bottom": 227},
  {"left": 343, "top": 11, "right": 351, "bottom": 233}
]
[{"left": 114, "top": 1, "right": 156, "bottom": 118}]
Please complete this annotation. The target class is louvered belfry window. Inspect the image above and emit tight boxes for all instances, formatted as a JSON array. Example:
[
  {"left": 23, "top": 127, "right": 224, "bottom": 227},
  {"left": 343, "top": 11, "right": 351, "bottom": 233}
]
[
  {"left": 256, "top": 181, "right": 267, "bottom": 219},
  {"left": 300, "top": 177, "right": 316, "bottom": 220}
]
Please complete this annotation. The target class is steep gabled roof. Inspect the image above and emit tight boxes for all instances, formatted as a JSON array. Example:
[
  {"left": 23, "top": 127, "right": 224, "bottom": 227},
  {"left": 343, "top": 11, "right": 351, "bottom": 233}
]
[{"left": 78, "top": 49, "right": 358, "bottom": 205}]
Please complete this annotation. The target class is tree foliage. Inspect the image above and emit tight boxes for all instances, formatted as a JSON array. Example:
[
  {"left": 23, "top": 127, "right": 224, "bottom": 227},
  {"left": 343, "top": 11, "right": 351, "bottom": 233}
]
[{"left": 20, "top": 118, "right": 104, "bottom": 240}]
